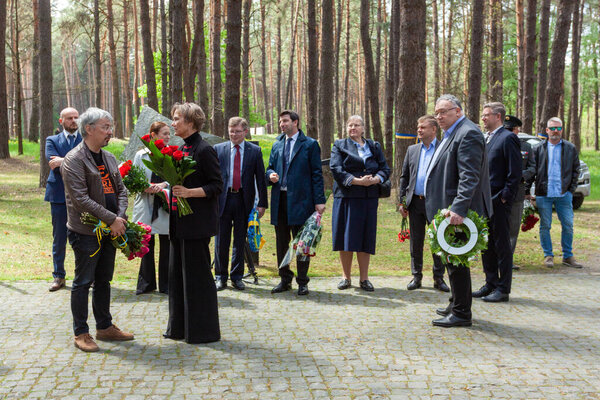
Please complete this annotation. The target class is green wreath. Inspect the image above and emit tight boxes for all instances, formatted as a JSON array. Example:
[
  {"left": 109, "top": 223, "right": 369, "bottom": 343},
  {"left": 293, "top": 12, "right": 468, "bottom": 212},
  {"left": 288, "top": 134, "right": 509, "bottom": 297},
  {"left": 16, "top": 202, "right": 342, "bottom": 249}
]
[{"left": 427, "top": 208, "right": 489, "bottom": 267}]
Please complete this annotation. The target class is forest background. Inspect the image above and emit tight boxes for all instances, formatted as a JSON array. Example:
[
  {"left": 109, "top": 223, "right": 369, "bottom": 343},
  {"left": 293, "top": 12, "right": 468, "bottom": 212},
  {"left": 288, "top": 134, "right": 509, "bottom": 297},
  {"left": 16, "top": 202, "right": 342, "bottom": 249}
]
[{"left": 0, "top": 0, "right": 599, "bottom": 190}]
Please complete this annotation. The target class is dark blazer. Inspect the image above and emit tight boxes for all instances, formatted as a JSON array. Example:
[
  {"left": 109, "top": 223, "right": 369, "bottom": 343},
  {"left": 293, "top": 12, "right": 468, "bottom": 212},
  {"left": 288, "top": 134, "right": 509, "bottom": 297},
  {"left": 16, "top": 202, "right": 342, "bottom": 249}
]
[
  {"left": 330, "top": 137, "right": 390, "bottom": 198},
  {"left": 520, "top": 139, "right": 536, "bottom": 185},
  {"left": 44, "top": 131, "right": 82, "bottom": 203},
  {"left": 266, "top": 130, "right": 326, "bottom": 226},
  {"left": 532, "top": 139, "right": 580, "bottom": 197},
  {"left": 170, "top": 132, "right": 224, "bottom": 239},
  {"left": 398, "top": 142, "right": 429, "bottom": 207},
  {"left": 425, "top": 117, "right": 492, "bottom": 221},
  {"left": 215, "top": 140, "right": 268, "bottom": 217},
  {"left": 486, "top": 127, "right": 522, "bottom": 203}
]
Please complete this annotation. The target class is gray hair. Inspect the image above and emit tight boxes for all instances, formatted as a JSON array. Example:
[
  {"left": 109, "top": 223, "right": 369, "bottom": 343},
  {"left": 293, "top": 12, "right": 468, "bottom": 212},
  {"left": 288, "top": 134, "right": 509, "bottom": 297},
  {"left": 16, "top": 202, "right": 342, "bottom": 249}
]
[
  {"left": 77, "top": 107, "right": 113, "bottom": 138},
  {"left": 547, "top": 117, "right": 563, "bottom": 127},
  {"left": 347, "top": 115, "right": 365, "bottom": 126},
  {"left": 483, "top": 102, "right": 506, "bottom": 120},
  {"left": 436, "top": 94, "right": 462, "bottom": 110}
]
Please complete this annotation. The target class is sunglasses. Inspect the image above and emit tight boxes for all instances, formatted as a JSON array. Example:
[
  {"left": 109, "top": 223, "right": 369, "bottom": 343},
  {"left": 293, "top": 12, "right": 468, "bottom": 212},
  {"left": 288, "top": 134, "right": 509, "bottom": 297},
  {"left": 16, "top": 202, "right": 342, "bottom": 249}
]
[{"left": 548, "top": 127, "right": 563, "bottom": 132}]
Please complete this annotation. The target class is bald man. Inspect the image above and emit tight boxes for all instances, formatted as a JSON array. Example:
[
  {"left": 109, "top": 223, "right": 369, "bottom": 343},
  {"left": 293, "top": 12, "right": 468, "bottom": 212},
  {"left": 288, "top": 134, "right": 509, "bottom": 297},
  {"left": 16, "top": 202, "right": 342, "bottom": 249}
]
[{"left": 45, "top": 107, "right": 82, "bottom": 291}]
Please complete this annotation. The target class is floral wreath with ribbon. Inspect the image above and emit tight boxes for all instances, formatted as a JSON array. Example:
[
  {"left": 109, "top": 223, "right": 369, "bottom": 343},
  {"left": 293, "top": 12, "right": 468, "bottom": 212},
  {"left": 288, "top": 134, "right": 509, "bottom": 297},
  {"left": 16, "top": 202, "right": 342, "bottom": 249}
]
[{"left": 427, "top": 208, "right": 488, "bottom": 267}]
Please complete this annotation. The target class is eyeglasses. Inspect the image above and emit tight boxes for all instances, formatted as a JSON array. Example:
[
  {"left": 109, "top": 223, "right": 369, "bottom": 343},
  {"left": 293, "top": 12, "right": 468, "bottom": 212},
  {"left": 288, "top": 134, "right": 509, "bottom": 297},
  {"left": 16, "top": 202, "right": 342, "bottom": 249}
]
[
  {"left": 92, "top": 123, "right": 113, "bottom": 132},
  {"left": 434, "top": 107, "right": 457, "bottom": 117},
  {"left": 548, "top": 126, "right": 563, "bottom": 132}
]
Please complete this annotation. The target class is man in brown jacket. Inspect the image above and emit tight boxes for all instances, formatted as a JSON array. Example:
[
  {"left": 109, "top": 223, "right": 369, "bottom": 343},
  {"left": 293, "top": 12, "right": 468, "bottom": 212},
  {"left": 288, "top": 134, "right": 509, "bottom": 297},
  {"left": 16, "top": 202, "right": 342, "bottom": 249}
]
[{"left": 62, "top": 107, "right": 134, "bottom": 352}]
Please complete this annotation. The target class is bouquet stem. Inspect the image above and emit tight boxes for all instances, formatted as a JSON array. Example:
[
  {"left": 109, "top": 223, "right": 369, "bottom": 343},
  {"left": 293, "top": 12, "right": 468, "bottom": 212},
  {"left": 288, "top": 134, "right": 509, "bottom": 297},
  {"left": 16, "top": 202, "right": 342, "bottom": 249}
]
[{"left": 177, "top": 197, "right": 193, "bottom": 217}]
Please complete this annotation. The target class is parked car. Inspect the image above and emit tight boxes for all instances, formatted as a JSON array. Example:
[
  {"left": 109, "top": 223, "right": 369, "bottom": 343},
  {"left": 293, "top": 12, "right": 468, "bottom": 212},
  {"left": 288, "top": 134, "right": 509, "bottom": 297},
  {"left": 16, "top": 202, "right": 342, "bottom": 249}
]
[{"left": 518, "top": 133, "right": 591, "bottom": 209}]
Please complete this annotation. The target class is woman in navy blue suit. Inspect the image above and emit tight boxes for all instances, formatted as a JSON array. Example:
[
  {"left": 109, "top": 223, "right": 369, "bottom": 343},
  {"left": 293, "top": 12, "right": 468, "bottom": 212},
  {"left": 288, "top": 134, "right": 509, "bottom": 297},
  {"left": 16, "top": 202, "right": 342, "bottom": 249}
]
[{"left": 329, "top": 116, "right": 391, "bottom": 292}]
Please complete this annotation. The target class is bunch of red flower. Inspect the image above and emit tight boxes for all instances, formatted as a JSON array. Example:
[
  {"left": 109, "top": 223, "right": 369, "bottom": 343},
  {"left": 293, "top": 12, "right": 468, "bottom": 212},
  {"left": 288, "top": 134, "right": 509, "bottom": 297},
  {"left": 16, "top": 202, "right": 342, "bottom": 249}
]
[
  {"left": 153, "top": 139, "right": 184, "bottom": 161},
  {"left": 398, "top": 216, "right": 410, "bottom": 242},
  {"left": 521, "top": 200, "right": 539, "bottom": 232},
  {"left": 119, "top": 160, "right": 133, "bottom": 178}
]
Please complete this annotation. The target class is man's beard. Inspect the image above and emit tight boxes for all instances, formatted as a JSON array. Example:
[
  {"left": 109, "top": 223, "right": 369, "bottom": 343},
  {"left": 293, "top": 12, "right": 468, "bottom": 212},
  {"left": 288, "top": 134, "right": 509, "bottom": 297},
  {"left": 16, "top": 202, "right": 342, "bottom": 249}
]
[{"left": 65, "top": 126, "right": 78, "bottom": 134}]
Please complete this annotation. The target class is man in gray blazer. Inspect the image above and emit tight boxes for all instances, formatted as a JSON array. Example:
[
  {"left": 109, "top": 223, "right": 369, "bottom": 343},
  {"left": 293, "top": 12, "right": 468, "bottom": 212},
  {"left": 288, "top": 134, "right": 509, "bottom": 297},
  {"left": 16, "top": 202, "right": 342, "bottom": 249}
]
[{"left": 425, "top": 94, "right": 492, "bottom": 328}]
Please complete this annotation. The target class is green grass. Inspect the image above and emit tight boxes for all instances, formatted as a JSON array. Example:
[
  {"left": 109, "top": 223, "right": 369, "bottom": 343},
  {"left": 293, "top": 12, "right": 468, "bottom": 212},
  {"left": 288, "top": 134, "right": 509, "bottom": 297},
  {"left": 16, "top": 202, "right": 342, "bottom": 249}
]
[
  {"left": 580, "top": 150, "right": 600, "bottom": 200},
  {"left": 2, "top": 141, "right": 599, "bottom": 281}
]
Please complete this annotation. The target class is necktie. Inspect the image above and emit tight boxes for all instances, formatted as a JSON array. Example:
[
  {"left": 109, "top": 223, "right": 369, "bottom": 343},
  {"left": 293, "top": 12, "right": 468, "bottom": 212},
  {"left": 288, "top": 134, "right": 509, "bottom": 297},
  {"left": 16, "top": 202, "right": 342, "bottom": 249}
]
[
  {"left": 486, "top": 132, "right": 493, "bottom": 144},
  {"left": 68, "top": 135, "right": 75, "bottom": 148},
  {"left": 282, "top": 138, "right": 292, "bottom": 188},
  {"left": 232, "top": 145, "right": 241, "bottom": 191}
]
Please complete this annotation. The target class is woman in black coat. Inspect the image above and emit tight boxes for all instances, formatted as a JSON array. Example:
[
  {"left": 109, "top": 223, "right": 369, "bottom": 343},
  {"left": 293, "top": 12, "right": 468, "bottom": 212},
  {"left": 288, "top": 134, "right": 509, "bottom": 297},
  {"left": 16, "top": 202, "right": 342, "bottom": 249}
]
[
  {"left": 164, "top": 102, "right": 223, "bottom": 344},
  {"left": 329, "top": 115, "right": 391, "bottom": 292}
]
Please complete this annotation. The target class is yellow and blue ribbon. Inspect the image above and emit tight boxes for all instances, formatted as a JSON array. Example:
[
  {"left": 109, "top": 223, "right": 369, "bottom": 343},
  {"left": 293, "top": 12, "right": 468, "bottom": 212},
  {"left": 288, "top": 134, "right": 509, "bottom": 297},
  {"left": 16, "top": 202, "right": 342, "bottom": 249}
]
[
  {"left": 537, "top": 132, "right": 549, "bottom": 139},
  {"left": 396, "top": 132, "right": 419, "bottom": 144}
]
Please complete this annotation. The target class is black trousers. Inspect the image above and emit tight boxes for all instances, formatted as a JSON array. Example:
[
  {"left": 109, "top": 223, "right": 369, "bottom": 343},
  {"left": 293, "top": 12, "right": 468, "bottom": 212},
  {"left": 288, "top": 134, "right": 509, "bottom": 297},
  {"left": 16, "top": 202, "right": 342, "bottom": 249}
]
[
  {"left": 68, "top": 231, "right": 115, "bottom": 336},
  {"left": 407, "top": 197, "right": 445, "bottom": 280},
  {"left": 166, "top": 237, "right": 220, "bottom": 344},
  {"left": 275, "top": 192, "right": 310, "bottom": 285},
  {"left": 50, "top": 202, "right": 68, "bottom": 279},
  {"left": 481, "top": 197, "right": 514, "bottom": 294},
  {"left": 447, "top": 264, "right": 472, "bottom": 320},
  {"left": 214, "top": 192, "right": 247, "bottom": 282},
  {"left": 136, "top": 234, "right": 169, "bottom": 294},
  {"left": 509, "top": 185, "right": 526, "bottom": 254}
]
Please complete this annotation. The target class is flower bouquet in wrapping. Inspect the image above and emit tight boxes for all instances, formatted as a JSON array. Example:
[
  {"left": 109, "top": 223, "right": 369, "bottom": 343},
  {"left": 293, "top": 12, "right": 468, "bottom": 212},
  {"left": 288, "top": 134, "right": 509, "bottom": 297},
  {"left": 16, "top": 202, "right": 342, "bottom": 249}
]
[
  {"left": 80, "top": 212, "right": 152, "bottom": 260},
  {"left": 247, "top": 208, "right": 265, "bottom": 252},
  {"left": 139, "top": 135, "right": 196, "bottom": 216},
  {"left": 278, "top": 212, "right": 323, "bottom": 269},
  {"left": 119, "top": 160, "right": 150, "bottom": 196},
  {"left": 521, "top": 199, "right": 539, "bottom": 232},
  {"left": 398, "top": 196, "right": 410, "bottom": 242}
]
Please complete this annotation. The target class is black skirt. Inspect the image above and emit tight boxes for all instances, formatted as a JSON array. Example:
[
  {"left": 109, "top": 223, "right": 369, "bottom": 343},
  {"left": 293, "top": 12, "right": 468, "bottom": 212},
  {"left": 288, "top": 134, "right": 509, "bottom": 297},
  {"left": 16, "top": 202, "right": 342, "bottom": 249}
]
[{"left": 331, "top": 197, "right": 378, "bottom": 254}]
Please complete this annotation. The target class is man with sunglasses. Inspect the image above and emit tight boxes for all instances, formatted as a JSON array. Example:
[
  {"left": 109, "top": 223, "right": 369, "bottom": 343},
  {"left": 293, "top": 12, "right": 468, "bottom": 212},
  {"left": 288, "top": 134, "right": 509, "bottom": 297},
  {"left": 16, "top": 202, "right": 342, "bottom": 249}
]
[{"left": 532, "top": 118, "right": 582, "bottom": 268}]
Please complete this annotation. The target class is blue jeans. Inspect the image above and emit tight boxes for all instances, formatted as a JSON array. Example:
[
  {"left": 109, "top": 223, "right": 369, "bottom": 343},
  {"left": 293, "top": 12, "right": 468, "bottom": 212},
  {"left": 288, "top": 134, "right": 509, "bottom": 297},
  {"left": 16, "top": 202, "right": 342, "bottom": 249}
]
[{"left": 536, "top": 192, "right": 574, "bottom": 259}]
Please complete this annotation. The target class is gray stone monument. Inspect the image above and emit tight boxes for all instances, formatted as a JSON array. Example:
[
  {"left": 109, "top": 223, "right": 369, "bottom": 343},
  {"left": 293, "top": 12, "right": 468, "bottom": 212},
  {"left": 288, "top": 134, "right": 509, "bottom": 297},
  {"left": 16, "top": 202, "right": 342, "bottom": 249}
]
[{"left": 121, "top": 106, "right": 226, "bottom": 161}]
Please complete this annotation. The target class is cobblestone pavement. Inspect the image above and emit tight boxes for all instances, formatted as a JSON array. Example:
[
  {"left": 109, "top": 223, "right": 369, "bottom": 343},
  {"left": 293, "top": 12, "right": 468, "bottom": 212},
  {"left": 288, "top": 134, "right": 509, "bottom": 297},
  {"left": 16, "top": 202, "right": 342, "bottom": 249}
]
[{"left": 1, "top": 273, "right": 599, "bottom": 399}]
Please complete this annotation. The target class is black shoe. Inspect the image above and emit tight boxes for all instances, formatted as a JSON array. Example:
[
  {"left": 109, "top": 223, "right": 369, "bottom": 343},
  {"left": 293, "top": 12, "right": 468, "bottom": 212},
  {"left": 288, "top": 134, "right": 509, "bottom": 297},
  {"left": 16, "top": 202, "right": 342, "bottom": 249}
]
[
  {"left": 407, "top": 278, "right": 422, "bottom": 290},
  {"left": 297, "top": 285, "right": 309, "bottom": 296},
  {"left": 482, "top": 289, "right": 509, "bottom": 303},
  {"left": 436, "top": 303, "right": 452, "bottom": 317},
  {"left": 337, "top": 279, "right": 351, "bottom": 290},
  {"left": 215, "top": 280, "right": 227, "bottom": 291},
  {"left": 231, "top": 279, "right": 245, "bottom": 291},
  {"left": 433, "top": 278, "right": 450, "bottom": 293},
  {"left": 472, "top": 285, "right": 492, "bottom": 298},
  {"left": 432, "top": 313, "right": 472, "bottom": 327},
  {"left": 512, "top": 264, "right": 521, "bottom": 271},
  {"left": 359, "top": 280, "right": 374, "bottom": 292},
  {"left": 271, "top": 281, "right": 292, "bottom": 294}
]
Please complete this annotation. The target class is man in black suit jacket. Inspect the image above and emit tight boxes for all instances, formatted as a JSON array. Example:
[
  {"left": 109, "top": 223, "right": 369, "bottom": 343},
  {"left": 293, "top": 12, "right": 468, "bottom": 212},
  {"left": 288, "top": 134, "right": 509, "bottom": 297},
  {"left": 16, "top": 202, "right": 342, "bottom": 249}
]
[
  {"left": 399, "top": 115, "right": 449, "bottom": 292},
  {"left": 425, "top": 94, "right": 492, "bottom": 328},
  {"left": 214, "top": 117, "right": 268, "bottom": 291},
  {"left": 474, "top": 103, "right": 522, "bottom": 303}
]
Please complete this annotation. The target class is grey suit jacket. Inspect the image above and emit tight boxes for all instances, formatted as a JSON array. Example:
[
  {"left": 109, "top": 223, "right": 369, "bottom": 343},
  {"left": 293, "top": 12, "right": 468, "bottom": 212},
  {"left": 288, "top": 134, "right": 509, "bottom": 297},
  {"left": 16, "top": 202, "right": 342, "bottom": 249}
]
[{"left": 424, "top": 117, "right": 492, "bottom": 221}]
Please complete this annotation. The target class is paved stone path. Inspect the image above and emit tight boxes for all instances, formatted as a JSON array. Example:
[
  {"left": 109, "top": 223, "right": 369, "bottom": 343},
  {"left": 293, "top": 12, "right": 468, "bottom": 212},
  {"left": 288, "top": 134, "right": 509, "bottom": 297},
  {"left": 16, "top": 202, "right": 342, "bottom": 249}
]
[{"left": 1, "top": 273, "right": 599, "bottom": 399}]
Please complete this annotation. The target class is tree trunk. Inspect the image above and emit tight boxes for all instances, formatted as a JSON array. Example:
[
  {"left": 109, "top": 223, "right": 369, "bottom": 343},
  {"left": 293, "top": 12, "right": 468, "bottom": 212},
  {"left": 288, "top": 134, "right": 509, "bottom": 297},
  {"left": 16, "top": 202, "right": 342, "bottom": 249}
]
[
  {"left": 540, "top": 0, "right": 575, "bottom": 129},
  {"left": 241, "top": 0, "right": 251, "bottom": 122},
  {"left": 444, "top": 1, "right": 454, "bottom": 92},
  {"left": 260, "top": 0, "right": 271, "bottom": 133},
  {"left": 567, "top": 0, "right": 582, "bottom": 150},
  {"left": 535, "top": 0, "right": 551, "bottom": 134},
  {"left": 38, "top": 0, "right": 53, "bottom": 182},
  {"left": 140, "top": 0, "right": 159, "bottom": 110},
  {"left": 319, "top": 0, "right": 335, "bottom": 157},
  {"left": 121, "top": 0, "right": 133, "bottom": 136},
  {"left": 224, "top": 0, "right": 242, "bottom": 125},
  {"left": 334, "top": 0, "right": 343, "bottom": 138},
  {"left": 360, "top": 0, "right": 384, "bottom": 146},
  {"left": 28, "top": 0, "right": 40, "bottom": 143},
  {"left": 284, "top": 1, "right": 300, "bottom": 111},
  {"left": 594, "top": 41, "right": 599, "bottom": 151},
  {"left": 489, "top": 0, "right": 503, "bottom": 101},
  {"left": 94, "top": 0, "right": 102, "bottom": 107},
  {"left": 383, "top": 0, "right": 398, "bottom": 164},
  {"left": 467, "top": 0, "right": 484, "bottom": 122},
  {"left": 307, "top": 0, "right": 319, "bottom": 138},
  {"left": 106, "top": 0, "right": 123, "bottom": 138},
  {"left": 160, "top": 0, "right": 169, "bottom": 116},
  {"left": 522, "top": 0, "right": 537, "bottom": 135},
  {"left": 515, "top": 0, "right": 524, "bottom": 116},
  {"left": 10, "top": 0, "right": 23, "bottom": 154},
  {"left": 276, "top": 23, "right": 282, "bottom": 114},
  {"left": 193, "top": 0, "right": 209, "bottom": 120},
  {"left": 394, "top": 0, "right": 426, "bottom": 185},
  {"left": 432, "top": 0, "right": 441, "bottom": 100},
  {"left": 342, "top": 0, "right": 351, "bottom": 127},
  {"left": 211, "top": 0, "right": 225, "bottom": 135},
  {"left": 171, "top": 0, "right": 187, "bottom": 104}
]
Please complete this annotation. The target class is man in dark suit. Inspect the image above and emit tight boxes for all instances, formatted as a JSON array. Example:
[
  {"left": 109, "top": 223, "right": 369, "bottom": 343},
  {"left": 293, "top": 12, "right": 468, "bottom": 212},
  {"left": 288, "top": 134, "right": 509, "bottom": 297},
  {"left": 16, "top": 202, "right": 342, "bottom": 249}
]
[
  {"left": 399, "top": 115, "right": 449, "bottom": 292},
  {"left": 473, "top": 103, "right": 522, "bottom": 303},
  {"left": 44, "top": 107, "right": 82, "bottom": 292},
  {"left": 425, "top": 94, "right": 492, "bottom": 328},
  {"left": 266, "top": 110, "right": 326, "bottom": 296},
  {"left": 214, "top": 117, "right": 268, "bottom": 291},
  {"left": 504, "top": 115, "right": 536, "bottom": 271}
]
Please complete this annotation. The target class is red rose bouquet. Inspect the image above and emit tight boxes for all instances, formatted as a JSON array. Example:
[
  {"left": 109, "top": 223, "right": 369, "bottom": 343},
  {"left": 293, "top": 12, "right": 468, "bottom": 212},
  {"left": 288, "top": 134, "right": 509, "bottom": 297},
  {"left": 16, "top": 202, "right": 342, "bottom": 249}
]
[
  {"left": 80, "top": 212, "right": 151, "bottom": 259},
  {"left": 139, "top": 135, "right": 196, "bottom": 216},
  {"left": 521, "top": 200, "right": 539, "bottom": 232},
  {"left": 398, "top": 196, "right": 410, "bottom": 242},
  {"left": 119, "top": 160, "right": 150, "bottom": 196}
]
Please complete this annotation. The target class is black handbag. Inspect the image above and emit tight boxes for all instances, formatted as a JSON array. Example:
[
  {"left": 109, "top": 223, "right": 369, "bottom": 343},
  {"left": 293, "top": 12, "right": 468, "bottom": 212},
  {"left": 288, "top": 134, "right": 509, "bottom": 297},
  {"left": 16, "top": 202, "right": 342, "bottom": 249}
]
[{"left": 378, "top": 179, "right": 391, "bottom": 198}]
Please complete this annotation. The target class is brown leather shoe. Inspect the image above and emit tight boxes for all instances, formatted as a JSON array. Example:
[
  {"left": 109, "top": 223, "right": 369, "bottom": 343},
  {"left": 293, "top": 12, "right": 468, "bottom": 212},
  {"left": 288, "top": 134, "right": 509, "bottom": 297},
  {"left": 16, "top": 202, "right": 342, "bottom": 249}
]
[
  {"left": 544, "top": 256, "right": 554, "bottom": 268},
  {"left": 562, "top": 256, "right": 583, "bottom": 268},
  {"left": 49, "top": 278, "right": 66, "bottom": 292},
  {"left": 96, "top": 325, "right": 134, "bottom": 341},
  {"left": 74, "top": 333, "right": 99, "bottom": 352}
]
